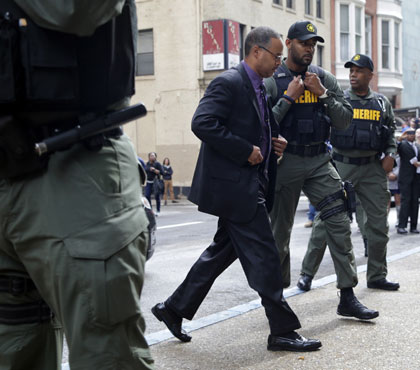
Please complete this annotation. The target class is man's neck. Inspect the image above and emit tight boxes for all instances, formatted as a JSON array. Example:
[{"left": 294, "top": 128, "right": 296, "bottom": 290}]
[
  {"left": 285, "top": 59, "right": 307, "bottom": 74},
  {"left": 353, "top": 88, "right": 370, "bottom": 97}
]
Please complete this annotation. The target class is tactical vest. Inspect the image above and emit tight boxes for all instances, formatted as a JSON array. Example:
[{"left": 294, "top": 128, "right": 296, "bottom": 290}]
[
  {"left": 272, "top": 65, "right": 331, "bottom": 145},
  {"left": 0, "top": 0, "right": 135, "bottom": 115},
  {"left": 330, "top": 90, "right": 386, "bottom": 151}
]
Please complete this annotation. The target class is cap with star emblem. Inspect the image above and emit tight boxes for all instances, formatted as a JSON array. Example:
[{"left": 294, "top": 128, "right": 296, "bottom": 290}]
[
  {"left": 287, "top": 21, "right": 325, "bottom": 43},
  {"left": 344, "top": 54, "right": 374, "bottom": 71}
]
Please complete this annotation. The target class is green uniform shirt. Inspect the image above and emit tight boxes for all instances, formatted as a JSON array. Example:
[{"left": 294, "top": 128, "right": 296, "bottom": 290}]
[
  {"left": 264, "top": 60, "right": 353, "bottom": 145},
  {"left": 333, "top": 88, "right": 397, "bottom": 158},
  {"left": 14, "top": 0, "right": 126, "bottom": 36}
]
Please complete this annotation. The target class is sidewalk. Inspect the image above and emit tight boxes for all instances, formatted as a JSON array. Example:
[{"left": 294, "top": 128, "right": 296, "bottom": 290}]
[{"left": 149, "top": 248, "right": 420, "bottom": 370}]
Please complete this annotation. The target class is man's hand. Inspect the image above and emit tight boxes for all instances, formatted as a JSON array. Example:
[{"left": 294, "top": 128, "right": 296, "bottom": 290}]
[
  {"left": 285, "top": 76, "right": 304, "bottom": 102},
  {"left": 248, "top": 145, "right": 263, "bottom": 165},
  {"left": 381, "top": 155, "right": 395, "bottom": 173},
  {"left": 272, "top": 136, "right": 288, "bottom": 157},
  {"left": 304, "top": 72, "right": 326, "bottom": 96},
  {"left": 397, "top": 130, "right": 408, "bottom": 142}
]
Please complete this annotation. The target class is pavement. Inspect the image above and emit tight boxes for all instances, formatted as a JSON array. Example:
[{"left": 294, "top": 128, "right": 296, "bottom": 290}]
[{"left": 149, "top": 245, "right": 420, "bottom": 370}]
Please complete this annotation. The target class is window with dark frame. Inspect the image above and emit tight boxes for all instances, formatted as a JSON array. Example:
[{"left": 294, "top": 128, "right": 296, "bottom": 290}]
[
  {"left": 136, "top": 29, "right": 154, "bottom": 76},
  {"left": 340, "top": 4, "right": 350, "bottom": 61},
  {"left": 286, "top": 0, "right": 294, "bottom": 9},
  {"left": 382, "top": 20, "right": 389, "bottom": 69},
  {"left": 394, "top": 22, "right": 400, "bottom": 71},
  {"left": 273, "top": 0, "right": 282, "bottom": 5},
  {"left": 316, "top": 45, "right": 323, "bottom": 68},
  {"left": 316, "top": 0, "right": 323, "bottom": 18},
  {"left": 305, "top": 0, "right": 312, "bottom": 15}
]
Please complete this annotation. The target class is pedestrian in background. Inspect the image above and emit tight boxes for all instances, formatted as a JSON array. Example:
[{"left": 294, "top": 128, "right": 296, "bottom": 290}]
[
  {"left": 152, "top": 26, "right": 322, "bottom": 352},
  {"left": 162, "top": 157, "right": 178, "bottom": 205},
  {"left": 145, "top": 152, "right": 163, "bottom": 215},
  {"left": 0, "top": 1, "right": 154, "bottom": 369},
  {"left": 396, "top": 130, "right": 420, "bottom": 234}
]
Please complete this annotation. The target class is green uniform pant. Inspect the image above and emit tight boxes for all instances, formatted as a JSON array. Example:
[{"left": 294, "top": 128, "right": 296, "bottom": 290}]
[
  {"left": 0, "top": 136, "right": 154, "bottom": 370},
  {"left": 301, "top": 159, "right": 390, "bottom": 284},
  {"left": 270, "top": 152, "right": 357, "bottom": 289},
  {"left": 355, "top": 195, "right": 367, "bottom": 239}
]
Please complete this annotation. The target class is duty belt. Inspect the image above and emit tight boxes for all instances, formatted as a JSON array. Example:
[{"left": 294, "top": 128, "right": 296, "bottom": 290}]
[
  {"left": 0, "top": 301, "right": 53, "bottom": 325},
  {"left": 285, "top": 143, "right": 327, "bottom": 157},
  {"left": 332, "top": 152, "right": 379, "bottom": 165},
  {"left": 0, "top": 276, "right": 37, "bottom": 295}
]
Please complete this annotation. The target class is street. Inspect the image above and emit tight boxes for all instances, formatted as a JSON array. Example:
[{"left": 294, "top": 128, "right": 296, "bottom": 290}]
[
  {"left": 62, "top": 196, "right": 415, "bottom": 367},
  {"left": 142, "top": 196, "right": 406, "bottom": 335}
]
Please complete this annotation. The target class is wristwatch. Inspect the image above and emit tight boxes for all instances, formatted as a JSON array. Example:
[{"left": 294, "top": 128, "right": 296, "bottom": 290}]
[{"left": 319, "top": 89, "right": 329, "bottom": 99}]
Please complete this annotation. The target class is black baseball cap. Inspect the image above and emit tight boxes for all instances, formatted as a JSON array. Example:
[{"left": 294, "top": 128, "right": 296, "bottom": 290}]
[
  {"left": 344, "top": 54, "right": 374, "bottom": 71},
  {"left": 287, "top": 21, "right": 325, "bottom": 43}
]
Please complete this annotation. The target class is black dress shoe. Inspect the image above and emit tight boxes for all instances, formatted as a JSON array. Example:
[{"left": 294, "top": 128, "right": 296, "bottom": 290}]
[
  {"left": 410, "top": 229, "right": 420, "bottom": 234},
  {"left": 367, "top": 278, "right": 400, "bottom": 291},
  {"left": 151, "top": 303, "right": 192, "bottom": 342},
  {"left": 297, "top": 274, "right": 313, "bottom": 291},
  {"left": 337, "top": 296, "right": 379, "bottom": 320},
  {"left": 397, "top": 227, "right": 408, "bottom": 234},
  {"left": 267, "top": 332, "right": 322, "bottom": 352}
]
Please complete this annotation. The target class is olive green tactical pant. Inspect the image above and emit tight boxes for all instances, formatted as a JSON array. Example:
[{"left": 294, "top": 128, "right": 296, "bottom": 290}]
[
  {"left": 301, "top": 159, "right": 390, "bottom": 284},
  {"left": 355, "top": 196, "right": 367, "bottom": 239},
  {"left": 0, "top": 136, "right": 154, "bottom": 370},
  {"left": 270, "top": 152, "right": 357, "bottom": 289}
]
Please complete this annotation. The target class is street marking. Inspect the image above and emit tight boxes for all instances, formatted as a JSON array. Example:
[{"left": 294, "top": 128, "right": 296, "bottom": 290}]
[
  {"left": 157, "top": 221, "right": 204, "bottom": 230},
  {"left": 145, "top": 246, "right": 420, "bottom": 346},
  {"left": 61, "top": 246, "right": 420, "bottom": 368}
]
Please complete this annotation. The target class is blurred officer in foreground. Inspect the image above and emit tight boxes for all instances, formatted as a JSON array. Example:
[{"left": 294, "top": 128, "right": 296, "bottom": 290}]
[
  {"left": 298, "top": 54, "right": 399, "bottom": 292},
  {"left": 152, "top": 27, "right": 322, "bottom": 353},
  {"left": 265, "top": 22, "right": 378, "bottom": 319},
  {"left": 0, "top": 1, "right": 154, "bottom": 369}
]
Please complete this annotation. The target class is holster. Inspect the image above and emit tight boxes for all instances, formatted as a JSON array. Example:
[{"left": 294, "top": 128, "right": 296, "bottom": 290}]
[
  {"left": 317, "top": 181, "right": 356, "bottom": 221},
  {"left": 0, "top": 115, "right": 49, "bottom": 180}
]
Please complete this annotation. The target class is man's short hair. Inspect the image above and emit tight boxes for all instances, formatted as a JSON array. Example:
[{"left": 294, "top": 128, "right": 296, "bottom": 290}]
[{"left": 244, "top": 27, "right": 280, "bottom": 56}]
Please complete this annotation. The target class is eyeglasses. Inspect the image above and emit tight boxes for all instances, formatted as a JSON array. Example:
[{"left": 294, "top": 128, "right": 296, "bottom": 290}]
[{"left": 258, "top": 45, "right": 282, "bottom": 61}]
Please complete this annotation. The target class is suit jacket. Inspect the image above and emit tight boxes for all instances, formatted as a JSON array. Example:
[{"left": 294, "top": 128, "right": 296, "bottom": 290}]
[
  {"left": 397, "top": 140, "right": 419, "bottom": 185},
  {"left": 188, "top": 63, "right": 279, "bottom": 223}
]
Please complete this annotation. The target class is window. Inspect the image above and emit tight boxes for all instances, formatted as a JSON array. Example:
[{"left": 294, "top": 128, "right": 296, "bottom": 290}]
[
  {"left": 355, "top": 7, "right": 362, "bottom": 54},
  {"left": 365, "top": 15, "right": 372, "bottom": 57},
  {"left": 382, "top": 20, "right": 389, "bottom": 69},
  {"left": 273, "top": 0, "right": 282, "bottom": 5},
  {"left": 316, "top": 45, "right": 323, "bottom": 68},
  {"left": 286, "top": 0, "right": 294, "bottom": 9},
  {"left": 394, "top": 22, "right": 400, "bottom": 71},
  {"left": 316, "top": 0, "right": 323, "bottom": 18},
  {"left": 305, "top": 0, "right": 312, "bottom": 15},
  {"left": 340, "top": 4, "right": 350, "bottom": 61},
  {"left": 137, "top": 30, "right": 154, "bottom": 76}
]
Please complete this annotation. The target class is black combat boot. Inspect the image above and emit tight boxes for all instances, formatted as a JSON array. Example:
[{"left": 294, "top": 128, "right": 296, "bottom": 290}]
[{"left": 337, "top": 288, "right": 379, "bottom": 320}]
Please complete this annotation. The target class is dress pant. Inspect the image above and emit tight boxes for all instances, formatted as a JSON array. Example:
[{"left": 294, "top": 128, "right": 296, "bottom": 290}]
[
  {"left": 398, "top": 176, "right": 419, "bottom": 230},
  {"left": 166, "top": 198, "right": 301, "bottom": 335}
]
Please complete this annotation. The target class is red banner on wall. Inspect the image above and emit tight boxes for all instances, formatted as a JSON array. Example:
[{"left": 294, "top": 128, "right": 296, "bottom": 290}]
[
  {"left": 202, "top": 19, "right": 240, "bottom": 71},
  {"left": 202, "top": 20, "right": 225, "bottom": 71}
]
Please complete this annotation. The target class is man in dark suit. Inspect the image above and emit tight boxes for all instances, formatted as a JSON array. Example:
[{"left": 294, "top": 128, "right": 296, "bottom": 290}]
[
  {"left": 397, "top": 130, "right": 420, "bottom": 234},
  {"left": 152, "top": 27, "right": 321, "bottom": 352}
]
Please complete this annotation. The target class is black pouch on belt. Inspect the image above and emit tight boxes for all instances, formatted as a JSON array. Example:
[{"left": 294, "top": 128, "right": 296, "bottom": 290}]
[{"left": 0, "top": 115, "right": 49, "bottom": 180}]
